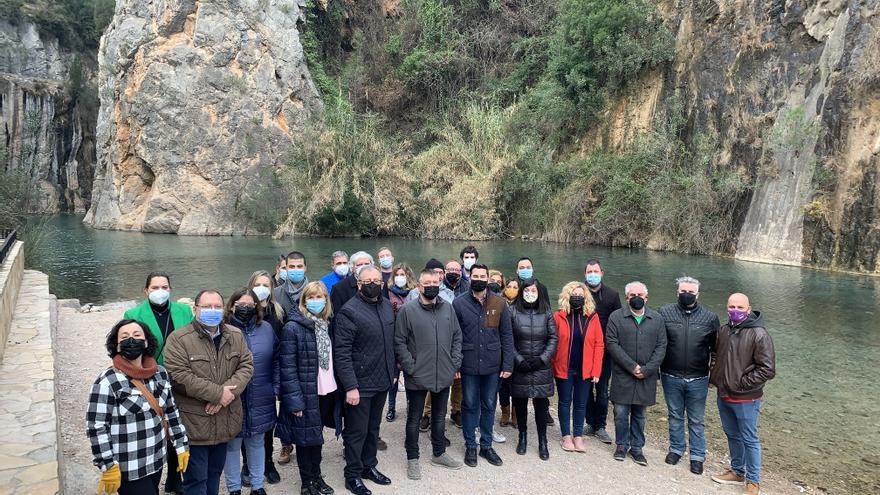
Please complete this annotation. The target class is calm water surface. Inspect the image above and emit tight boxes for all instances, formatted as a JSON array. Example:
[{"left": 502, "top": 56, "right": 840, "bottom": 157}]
[{"left": 37, "top": 216, "right": 879, "bottom": 493}]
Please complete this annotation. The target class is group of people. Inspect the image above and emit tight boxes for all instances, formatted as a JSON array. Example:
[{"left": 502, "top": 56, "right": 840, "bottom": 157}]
[{"left": 86, "top": 246, "right": 776, "bottom": 495}]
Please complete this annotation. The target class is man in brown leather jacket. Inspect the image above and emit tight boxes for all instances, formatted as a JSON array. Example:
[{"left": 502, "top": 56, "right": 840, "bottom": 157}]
[{"left": 709, "top": 293, "right": 775, "bottom": 495}]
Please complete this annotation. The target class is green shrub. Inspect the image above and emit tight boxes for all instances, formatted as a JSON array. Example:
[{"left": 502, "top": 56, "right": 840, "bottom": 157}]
[{"left": 311, "top": 190, "right": 376, "bottom": 236}]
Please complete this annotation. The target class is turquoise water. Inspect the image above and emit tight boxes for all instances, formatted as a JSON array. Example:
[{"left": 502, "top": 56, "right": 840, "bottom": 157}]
[{"left": 36, "top": 215, "right": 880, "bottom": 493}]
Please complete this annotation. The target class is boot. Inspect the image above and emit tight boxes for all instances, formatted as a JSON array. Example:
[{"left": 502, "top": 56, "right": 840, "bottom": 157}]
[
  {"left": 538, "top": 434, "right": 549, "bottom": 461},
  {"left": 516, "top": 432, "right": 527, "bottom": 455},
  {"left": 499, "top": 406, "right": 510, "bottom": 427},
  {"left": 509, "top": 407, "right": 518, "bottom": 428}
]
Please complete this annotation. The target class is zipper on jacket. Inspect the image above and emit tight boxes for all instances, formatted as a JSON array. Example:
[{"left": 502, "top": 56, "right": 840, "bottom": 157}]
[{"left": 433, "top": 304, "right": 439, "bottom": 391}]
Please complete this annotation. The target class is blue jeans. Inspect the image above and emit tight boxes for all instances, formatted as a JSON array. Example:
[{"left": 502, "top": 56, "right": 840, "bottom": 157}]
[
  {"left": 717, "top": 395, "right": 763, "bottom": 484},
  {"left": 661, "top": 373, "right": 709, "bottom": 461},
  {"left": 224, "top": 435, "right": 266, "bottom": 490},
  {"left": 183, "top": 443, "right": 226, "bottom": 495},
  {"left": 556, "top": 369, "right": 589, "bottom": 437},
  {"left": 613, "top": 403, "right": 646, "bottom": 454},
  {"left": 586, "top": 353, "right": 611, "bottom": 430},
  {"left": 461, "top": 373, "right": 500, "bottom": 449}
]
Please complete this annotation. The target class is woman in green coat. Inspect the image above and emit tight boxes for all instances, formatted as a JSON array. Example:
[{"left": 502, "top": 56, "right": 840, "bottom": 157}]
[{"left": 123, "top": 270, "right": 193, "bottom": 495}]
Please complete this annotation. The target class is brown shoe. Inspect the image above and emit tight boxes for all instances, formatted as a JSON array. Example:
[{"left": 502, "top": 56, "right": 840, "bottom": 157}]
[
  {"left": 278, "top": 444, "right": 293, "bottom": 465},
  {"left": 711, "top": 469, "right": 745, "bottom": 485},
  {"left": 499, "top": 406, "right": 510, "bottom": 427},
  {"left": 743, "top": 482, "right": 760, "bottom": 494},
  {"left": 509, "top": 407, "right": 517, "bottom": 428}
]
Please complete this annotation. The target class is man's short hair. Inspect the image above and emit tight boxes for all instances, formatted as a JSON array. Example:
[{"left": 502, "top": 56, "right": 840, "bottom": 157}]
[
  {"left": 584, "top": 258, "right": 602, "bottom": 271},
  {"left": 624, "top": 281, "right": 648, "bottom": 295},
  {"left": 350, "top": 251, "right": 374, "bottom": 266},
  {"left": 676, "top": 276, "right": 700, "bottom": 288},
  {"left": 286, "top": 251, "right": 306, "bottom": 262},
  {"left": 356, "top": 264, "right": 380, "bottom": 280},
  {"left": 419, "top": 269, "right": 439, "bottom": 281},
  {"left": 331, "top": 250, "right": 348, "bottom": 261},
  {"left": 194, "top": 289, "right": 224, "bottom": 306},
  {"left": 460, "top": 245, "right": 479, "bottom": 259},
  {"left": 470, "top": 263, "right": 489, "bottom": 277}
]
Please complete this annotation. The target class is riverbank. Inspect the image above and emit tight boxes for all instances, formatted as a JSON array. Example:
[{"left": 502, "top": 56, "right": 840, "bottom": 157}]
[{"left": 57, "top": 305, "right": 814, "bottom": 495}]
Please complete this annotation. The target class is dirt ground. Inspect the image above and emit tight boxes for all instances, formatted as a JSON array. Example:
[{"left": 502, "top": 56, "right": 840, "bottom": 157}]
[{"left": 56, "top": 305, "right": 806, "bottom": 495}]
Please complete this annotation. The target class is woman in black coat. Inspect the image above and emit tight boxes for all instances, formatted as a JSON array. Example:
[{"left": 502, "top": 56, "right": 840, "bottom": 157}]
[
  {"left": 510, "top": 278, "right": 558, "bottom": 460},
  {"left": 277, "top": 282, "right": 340, "bottom": 495}
]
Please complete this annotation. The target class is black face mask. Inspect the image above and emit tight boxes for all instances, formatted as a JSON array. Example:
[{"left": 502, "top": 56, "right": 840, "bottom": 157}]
[
  {"left": 119, "top": 337, "right": 147, "bottom": 360},
  {"left": 678, "top": 292, "right": 697, "bottom": 308},
  {"left": 445, "top": 273, "right": 461, "bottom": 286},
  {"left": 422, "top": 285, "right": 440, "bottom": 300},
  {"left": 628, "top": 296, "right": 646, "bottom": 311},
  {"left": 569, "top": 295, "right": 585, "bottom": 309},
  {"left": 234, "top": 306, "right": 256, "bottom": 322},
  {"left": 488, "top": 282, "right": 502, "bottom": 294},
  {"left": 470, "top": 279, "right": 488, "bottom": 292},
  {"left": 360, "top": 282, "right": 382, "bottom": 299}
]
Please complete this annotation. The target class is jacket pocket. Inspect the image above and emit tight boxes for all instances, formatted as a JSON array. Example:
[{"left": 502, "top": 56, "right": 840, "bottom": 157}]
[
  {"left": 188, "top": 354, "right": 214, "bottom": 379},
  {"left": 116, "top": 387, "right": 149, "bottom": 417}
]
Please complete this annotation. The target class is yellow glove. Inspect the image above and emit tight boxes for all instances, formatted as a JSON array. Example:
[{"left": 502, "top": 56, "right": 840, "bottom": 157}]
[
  {"left": 177, "top": 450, "right": 190, "bottom": 473},
  {"left": 96, "top": 464, "right": 121, "bottom": 494}
]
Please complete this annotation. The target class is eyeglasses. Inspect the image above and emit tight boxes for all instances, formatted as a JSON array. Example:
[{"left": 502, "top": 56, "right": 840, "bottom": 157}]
[
  {"left": 361, "top": 279, "right": 382, "bottom": 284},
  {"left": 234, "top": 303, "right": 256, "bottom": 309},
  {"left": 197, "top": 305, "right": 223, "bottom": 310}
]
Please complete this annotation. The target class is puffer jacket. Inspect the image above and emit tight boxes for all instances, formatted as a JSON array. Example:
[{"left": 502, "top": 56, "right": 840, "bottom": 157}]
[
  {"left": 333, "top": 293, "right": 396, "bottom": 395},
  {"left": 659, "top": 302, "right": 719, "bottom": 379},
  {"left": 163, "top": 321, "right": 254, "bottom": 445},
  {"left": 509, "top": 307, "right": 558, "bottom": 398},
  {"left": 710, "top": 311, "right": 776, "bottom": 401},
  {"left": 453, "top": 292, "right": 515, "bottom": 375},
  {"left": 229, "top": 316, "right": 278, "bottom": 438}
]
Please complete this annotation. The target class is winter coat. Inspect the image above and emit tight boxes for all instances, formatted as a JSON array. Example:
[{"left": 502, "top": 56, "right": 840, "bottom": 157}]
[
  {"left": 275, "top": 278, "right": 309, "bottom": 321},
  {"left": 394, "top": 298, "right": 462, "bottom": 393},
  {"left": 163, "top": 321, "right": 254, "bottom": 445},
  {"left": 124, "top": 300, "right": 193, "bottom": 364},
  {"left": 552, "top": 310, "right": 604, "bottom": 380},
  {"left": 320, "top": 271, "right": 344, "bottom": 295},
  {"left": 333, "top": 294, "right": 396, "bottom": 395},
  {"left": 659, "top": 303, "right": 719, "bottom": 379},
  {"left": 509, "top": 307, "right": 558, "bottom": 398},
  {"left": 587, "top": 284, "right": 622, "bottom": 336},
  {"left": 453, "top": 292, "right": 515, "bottom": 375},
  {"left": 229, "top": 317, "right": 279, "bottom": 437},
  {"left": 276, "top": 313, "right": 343, "bottom": 446},
  {"left": 605, "top": 306, "right": 667, "bottom": 406},
  {"left": 329, "top": 275, "right": 359, "bottom": 318},
  {"left": 710, "top": 311, "right": 776, "bottom": 401}
]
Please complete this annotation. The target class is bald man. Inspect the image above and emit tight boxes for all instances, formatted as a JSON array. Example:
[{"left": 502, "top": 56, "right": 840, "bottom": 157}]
[{"left": 709, "top": 293, "right": 776, "bottom": 495}]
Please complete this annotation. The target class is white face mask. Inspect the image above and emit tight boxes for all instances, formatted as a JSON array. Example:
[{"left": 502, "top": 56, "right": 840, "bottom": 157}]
[
  {"left": 252, "top": 285, "right": 271, "bottom": 301},
  {"left": 394, "top": 275, "right": 407, "bottom": 288},
  {"left": 148, "top": 289, "right": 170, "bottom": 305},
  {"left": 523, "top": 291, "right": 538, "bottom": 304},
  {"left": 335, "top": 264, "right": 350, "bottom": 277},
  {"left": 463, "top": 258, "right": 476, "bottom": 270}
]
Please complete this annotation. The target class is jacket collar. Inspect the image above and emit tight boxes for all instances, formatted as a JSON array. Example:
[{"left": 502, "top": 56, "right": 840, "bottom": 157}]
[{"left": 622, "top": 305, "right": 653, "bottom": 320}]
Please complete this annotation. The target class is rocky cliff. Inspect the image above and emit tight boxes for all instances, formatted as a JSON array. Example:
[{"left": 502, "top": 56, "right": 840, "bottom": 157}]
[
  {"left": 84, "top": 0, "right": 322, "bottom": 235},
  {"left": 0, "top": 20, "right": 96, "bottom": 213}
]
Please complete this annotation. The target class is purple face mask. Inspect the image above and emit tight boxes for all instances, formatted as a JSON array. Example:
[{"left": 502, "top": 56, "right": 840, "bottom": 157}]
[{"left": 728, "top": 309, "right": 749, "bottom": 324}]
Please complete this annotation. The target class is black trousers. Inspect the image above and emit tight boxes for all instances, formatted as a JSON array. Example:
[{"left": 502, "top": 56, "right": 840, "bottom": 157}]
[
  {"left": 342, "top": 393, "right": 386, "bottom": 480},
  {"left": 296, "top": 445, "right": 323, "bottom": 483},
  {"left": 164, "top": 437, "right": 181, "bottom": 491},
  {"left": 121, "top": 469, "right": 162, "bottom": 495},
  {"left": 513, "top": 397, "right": 550, "bottom": 436},
  {"left": 405, "top": 387, "right": 450, "bottom": 460}
]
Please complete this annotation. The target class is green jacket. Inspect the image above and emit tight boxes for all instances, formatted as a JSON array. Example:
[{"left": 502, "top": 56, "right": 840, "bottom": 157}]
[{"left": 124, "top": 300, "right": 194, "bottom": 364}]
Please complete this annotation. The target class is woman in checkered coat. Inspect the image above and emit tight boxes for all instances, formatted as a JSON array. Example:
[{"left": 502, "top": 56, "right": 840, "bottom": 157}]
[{"left": 87, "top": 319, "right": 190, "bottom": 495}]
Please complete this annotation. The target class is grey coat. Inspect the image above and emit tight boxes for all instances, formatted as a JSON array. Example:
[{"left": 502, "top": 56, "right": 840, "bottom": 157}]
[
  {"left": 509, "top": 307, "right": 558, "bottom": 399},
  {"left": 394, "top": 298, "right": 463, "bottom": 393},
  {"left": 605, "top": 306, "right": 667, "bottom": 406}
]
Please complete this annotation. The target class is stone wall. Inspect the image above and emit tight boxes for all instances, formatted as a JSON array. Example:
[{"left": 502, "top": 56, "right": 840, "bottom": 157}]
[{"left": 0, "top": 240, "right": 24, "bottom": 357}]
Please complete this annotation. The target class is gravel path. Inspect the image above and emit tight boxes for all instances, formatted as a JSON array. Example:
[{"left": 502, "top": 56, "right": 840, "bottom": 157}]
[{"left": 56, "top": 305, "right": 804, "bottom": 495}]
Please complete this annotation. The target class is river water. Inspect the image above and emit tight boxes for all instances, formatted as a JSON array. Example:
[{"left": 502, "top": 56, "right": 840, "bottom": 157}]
[{"left": 35, "top": 215, "right": 879, "bottom": 493}]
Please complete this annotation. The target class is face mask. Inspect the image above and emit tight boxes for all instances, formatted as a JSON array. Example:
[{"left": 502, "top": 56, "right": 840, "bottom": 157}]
[
  {"left": 394, "top": 275, "right": 407, "bottom": 288},
  {"left": 470, "top": 279, "right": 488, "bottom": 292},
  {"left": 286, "top": 269, "right": 305, "bottom": 283},
  {"left": 379, "top": 256, "right": 394, "bottom": 269},
  {"left": 360, "top": 282, "right": 382, "bottom": 299},
  {"left": 198, "top": 308, "right": 224, "bottom": 327},
  {"left": 678, "top": 292, "right": 697, "bottom": 307},
  {"left": 445, "top": 272, "right": 461, "bottom": 286},
  {"left": 585, "top": 273, "right": 602, "bottom": 287},
  {"left": 628, "top": 296, "right": 645, "bottom": 311},
  {"left": 463, "top": 258, "right": 476, "bottom": 270},
  {"left": 234, "top": 306, "right": 256, "bottom": 322},
  {"left": 488, "top": 282, "right": 502, "bottom": 294},
  {"left": 523, "top": 291, "right": 538, "bottom": 304},
  {"left": 306, "top": 298, "right": 326, "bottom": 315},
  {"left": 252, "top": 285, "right": 271, "bottom": 301},
  {"left": 503, "top": 287, "right": 518, "bottom": 300},
  {"left": 728, "top": 309, "right": 749, "bottom": 324},
  {"left": 119, "top": 337, "right": 147, "bottom": 360},
  {"left": 148, "top": 289, "right": 170, "bottom": 306},
  {"left": 517, "top": 268, "right": 533, "bottom": 280},
  {"left": 279, "top": 269, "right": 289, "bottom": 281},
  {"left": 335, "top": 264, "right": 350, "bottom": 277},
  {"left": 423, "top": 285, "right": 440, "bottom": 300},
  {"left": 570, "top": 295, "right": 585, "bottom": 309}
]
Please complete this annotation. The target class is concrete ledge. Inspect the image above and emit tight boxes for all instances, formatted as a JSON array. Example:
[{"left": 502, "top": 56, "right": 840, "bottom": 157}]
[{"left": 0, "top": 240, "right": 25, "bottom": 358}]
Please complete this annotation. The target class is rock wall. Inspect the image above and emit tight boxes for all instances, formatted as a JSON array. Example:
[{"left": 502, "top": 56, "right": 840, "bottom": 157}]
[
  {"left": 84, "top": 0, "right": 322, "bottom": 235},
  {"left": 0, "top": 21, "right": 96, "bottom": 213}
]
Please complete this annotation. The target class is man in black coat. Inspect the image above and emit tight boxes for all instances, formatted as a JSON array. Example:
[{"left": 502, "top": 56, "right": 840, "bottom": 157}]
[
  {"left": 329, "top": 251, "right": 375, "bottom": 319},
  {"left": 584, "top": 258, "right": 622, "bottom": 444},
  {"left": 333, "top": 265, "right": 396, "bottom": 495},
  {"left": 605, "top": 281, "right": 667, "bottom": 467}
]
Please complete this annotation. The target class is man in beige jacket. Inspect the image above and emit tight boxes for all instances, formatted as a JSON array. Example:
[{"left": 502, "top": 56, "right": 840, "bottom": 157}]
[{"left": 165, "top": 289, "right": 254, "bottom": 495}]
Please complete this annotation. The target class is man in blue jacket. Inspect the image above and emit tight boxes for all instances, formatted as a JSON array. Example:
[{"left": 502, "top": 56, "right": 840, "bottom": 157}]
[{"left": 453, "top": 264, "right": 514, "bottom": 468}]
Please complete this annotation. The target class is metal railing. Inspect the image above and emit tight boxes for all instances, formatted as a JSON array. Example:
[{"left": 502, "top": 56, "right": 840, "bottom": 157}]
[{"left": 0, "top": 229, "right": 17, "bottom": 264}]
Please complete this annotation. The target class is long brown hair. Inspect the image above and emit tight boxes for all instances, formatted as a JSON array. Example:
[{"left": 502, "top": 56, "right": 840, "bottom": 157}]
[{"left": 224, "top": 287, "right": 264, "bottom": 324}]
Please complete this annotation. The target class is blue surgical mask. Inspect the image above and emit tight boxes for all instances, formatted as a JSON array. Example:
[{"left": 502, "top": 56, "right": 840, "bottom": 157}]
[
  {"left": 586, "top": 273, "right": 602, "bottom": 287},
  {"left": 379, "top": 256, "right": 394, "bottom": 269},
  {"left": 306, "top": 298, "right": 326, "bottom": 315},
  {"left": 198, "top": 308, "right": 224, "bottom": 327},
  {"left": 279, "top": 269, "right": 288, "bottom": 281},
  {"left": 286, "top": 269, "right": 305, "bottom": 283},
  {"left": 517, "top": 268, "right": 533, "bottom": 280}
]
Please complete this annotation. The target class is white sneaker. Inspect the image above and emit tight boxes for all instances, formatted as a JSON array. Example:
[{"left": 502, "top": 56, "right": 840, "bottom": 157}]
[{"left": 493, "top": 430, "right": 506, "bottom": 443}]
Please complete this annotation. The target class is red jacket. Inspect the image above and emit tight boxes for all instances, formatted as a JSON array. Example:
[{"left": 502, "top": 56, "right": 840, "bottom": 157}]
[{"left": 552, "top": 310, "right": 604, "bottom": 380}]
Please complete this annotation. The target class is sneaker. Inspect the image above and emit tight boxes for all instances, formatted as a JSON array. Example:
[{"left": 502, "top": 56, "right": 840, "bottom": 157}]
[
  {"left": 419, "top": 415, "right": 430, "bottom": 432},
  {"left": 492, "top": 430, "right": 506, "bottom": 443},
  {"left": 560, "top": 436, "right": 575, "bottom": 451},
  {"left": 584, "top": 425, "right": 596, "bottom": 437},
  {"left": 629, "top": 450, "right": 648, "bottom": 466},
  {"left": 407, "top": 459, "right": 421, "bottom": 480},
  {"left": 451, "top": 411, "right": 463, "bottom": 428},
  {"left": 278, "top": 444, "right": 293, "bottom": 465},
  {"left": 665, "top": 452, "right": 681, "bottom": 465},
  {"left": 712, "top": 469, "right": 745, "bottom": 485},
  {"left": 431, "top": 452, "right": 463, "bottom": 470},
  {"left": 613, "top": 444, "right": 627, "bottom": 461},
  {"left": 377, "top": 438, "right": 387, "bottom": 451},
  {"left": 690, "top": 460, "right": 704, "bottom": 475},
  {"left": 594, "top": 428, "right": 613, "bottom": 444},
  {"left": 744, "top": 481, "right": 761, "bottom": 495}
]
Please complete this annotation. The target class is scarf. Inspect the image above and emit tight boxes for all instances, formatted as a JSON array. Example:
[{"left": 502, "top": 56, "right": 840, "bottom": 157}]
[
  {"left": 113, "top": 354, "right": 159, "bottom": 380},
  {"left": 309, "top": 315, "right": 332, "bottom": 370},
  {"left": 390, "top": 285, "right": 410, "bottom": 297}
]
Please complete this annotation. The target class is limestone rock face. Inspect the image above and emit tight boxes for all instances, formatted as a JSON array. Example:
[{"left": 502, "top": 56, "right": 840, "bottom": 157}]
[{"left": 84, "top": 0, "right": 321, "bottom": 234}]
